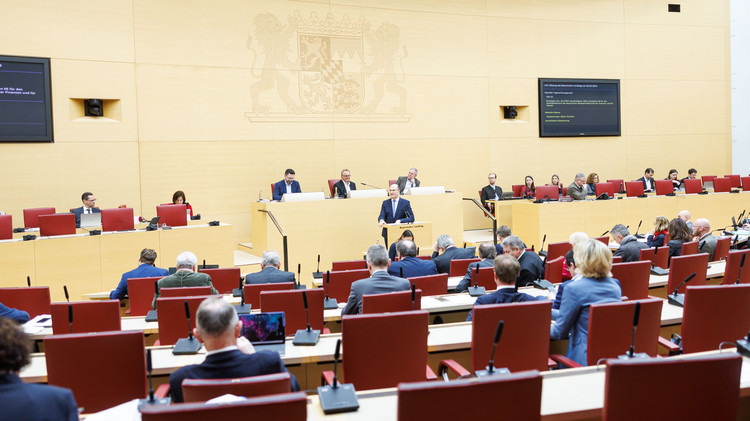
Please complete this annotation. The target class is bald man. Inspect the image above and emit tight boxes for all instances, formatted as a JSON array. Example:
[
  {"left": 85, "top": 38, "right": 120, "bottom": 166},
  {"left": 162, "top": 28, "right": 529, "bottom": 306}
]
[{"left": 692, "top": 218, "right": 717, "bottom": 260}]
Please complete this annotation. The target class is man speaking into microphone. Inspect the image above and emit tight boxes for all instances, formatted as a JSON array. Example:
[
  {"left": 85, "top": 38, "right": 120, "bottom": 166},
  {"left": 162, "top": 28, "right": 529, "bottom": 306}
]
[{"left": 378, "top": 184, "right": 415, "bottom": 227}]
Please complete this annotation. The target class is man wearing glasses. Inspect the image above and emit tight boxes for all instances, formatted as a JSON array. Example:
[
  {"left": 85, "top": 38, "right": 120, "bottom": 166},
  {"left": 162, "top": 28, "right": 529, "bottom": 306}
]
[
  {"left": 72, "top": 191, "right": 100, "bottom": 227},
  {"left": 333, "top": 169, "right": 356, "bottom": 198}
]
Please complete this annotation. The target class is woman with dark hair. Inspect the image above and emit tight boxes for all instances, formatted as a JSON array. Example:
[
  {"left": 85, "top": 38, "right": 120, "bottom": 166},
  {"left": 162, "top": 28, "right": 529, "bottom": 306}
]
[
  {"left": 389, "top": 229, "right": 414, "bottom": 261},
  {"left": 550, "top": 174, "right": 563, "bottom": 194},
  {"left": 520, "top": 175, "right": 536, "bottom": 198},
  {"left": 666, "top": 169, "right": 680, "bottom": 191},
  {"left": 586, "top": 173, "right": 599, "bottom": 195},
  {"left": 172, "top": 190, "right": 194, "bottom": 218},
  {"left": 667, "top": 218, "right": 693, "bottom": 259}
]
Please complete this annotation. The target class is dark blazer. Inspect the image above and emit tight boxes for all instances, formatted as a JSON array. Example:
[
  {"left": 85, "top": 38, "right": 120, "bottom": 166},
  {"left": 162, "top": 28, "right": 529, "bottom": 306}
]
[
  {"left": 341, "top": 270, "right": 410, "bottom": 315},
  {"left": 169, "top": 349, "right": 300, "bottom": 403},
  {"left": 378, "top": 198, "right": 414, "bottom": 224},
  {"left": 245, "top": 266, "right": 296, "bottom": 284},
  {"left": 333, "top": 180, "right": 356, "bottom": 198},
  {"left": 431, "top": 246, "right": 476, "bottom": 274},
  {"left": 466, "top": 287, "right": 543, "bottom": 321},
  {"left": 0, "top": 373, "right": 78, "bottom": 421},
  {"left": 110, "top": 263, "right": 170, "bottom": 300},
  {"left": 396, "top": 176, "right": 420, "bottom": 193},
  {"left": 637, "top": 176, "right": 655, "bottom": 192},
  {"left": 455, "top": 258, "right": 494, "bottom": 293},
  {"left": 388, "top": 256, "right": 437, "bottom": 278},
  {"left": 613, "top": 235, "right": 649, "bottom": 263},
  {"left": 480, "top": 185, "right": 503, "bottom": 205},
  {"left": 0, "top": 302, "right": 29, "bottom": 323},
  {"left": 71, "top": 206, "right": 101, "bottom": 228},
  {"left": 667, "top": 239, "right": 684, "bottom": 260},
  {"left": 152, "top": 271, "right": 219, "bottom": 309},
  {"left": 646, "top": 233, "right": 666, "bottom": 248},
  {"left": 273, "top": 180, "right": 301, "bottom": 201},
  {"left": 517, "top": 250, "right": 544, "bottom": 288}
]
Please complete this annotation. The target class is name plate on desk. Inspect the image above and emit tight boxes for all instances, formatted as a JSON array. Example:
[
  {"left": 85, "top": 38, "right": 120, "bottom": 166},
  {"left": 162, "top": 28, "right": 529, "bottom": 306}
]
[
  {"left": 349, "top": 189, "right": 387, "bottom": 199},
  {"left": 405, "top": 186, "right": 445, "bottom": 195},
  {"left": 281, "top": 192, "right": 326, "bottom": 202}
]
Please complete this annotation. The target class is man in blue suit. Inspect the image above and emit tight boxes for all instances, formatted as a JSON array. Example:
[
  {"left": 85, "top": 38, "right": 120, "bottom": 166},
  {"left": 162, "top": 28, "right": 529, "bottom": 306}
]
[
  {"left": 378, "top": 184, "right": 414, "bottom": 226},
  {"left": 0, "top": 302, "right": 29, "bottom": 323},
  {"left": 388, "top": 240, "right": 437, "bottom": 278},
  {"left": 71, "top": 191, "right": 100, "bottom": 228},
  {"left": 245, "top": 250, "right": 296, "bottom": 284},
  {"left": 109, "top": 248, "right": 170, "bottom": 300},
  {"left": 342, "top": 244, "right": 411, "bottom": 315},
  {"left": 272, "top": 168, "right": 302, "bottom": 201},
  {"left": 456, "top": 242, "right": 496, "bottom": 293},
  {"left": 467, "top": 254, "right": 544, "bottom": 321}
]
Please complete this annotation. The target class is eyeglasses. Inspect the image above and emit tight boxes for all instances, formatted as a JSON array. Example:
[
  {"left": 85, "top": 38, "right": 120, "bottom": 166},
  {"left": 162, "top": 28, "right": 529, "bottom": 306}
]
[{"left": 85, "top": 198, "right": 97, "bottom": 202}]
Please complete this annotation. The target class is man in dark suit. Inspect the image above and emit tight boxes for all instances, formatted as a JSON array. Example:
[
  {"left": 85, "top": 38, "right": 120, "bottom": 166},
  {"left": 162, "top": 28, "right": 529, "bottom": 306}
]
[
  {"left": 109, "top": 248, "right": 170, "bottom": 300},
  {"left": 501, "top": 235, "right": 544, "bottom": 288},
  {"left": 396, "top": 167, "right": 420, "bottom": 194},
  {"left": 245, "top": 250, "right": 296, "bottom": 284},
  {"left": 272, "top": 168, "right": 302, "bottom": 201},
  {"left": 169, "top": 296, "right": 300, "bottom": 403},
  {"left": 0, "top": 318, "right": 79, "bottom": 420},
  {"left": 431, "top": 234, "right": 476, "bottom": 274},
  {"left": 71, "top": 191, "right": 101, "bottom": 228},
  {"left": 342, "top": 244, "right": 410, "bottom": 315},
  {"left": 388, "top": 240, "right": 437, "bottom": 278},
  {"left": 456, "top": 242, "right": 496, "bottom": 293},
  {"left": 333, "top": 169, "right": 356, "bottom": 198},
  {"left": 480, "top": 173, "right": 503, "bottom": 212},
  {"left": 636, "top": 168, "right": 655, "bottom": 192},
  {"left": 378, "top": 184, "right": 415, "bottom": 227},
  {"left": 467, "top": 255, "right": 544, "bottom": 321},
  {"left": 610, "top": 224, "right": 647, "bottom": 262}
]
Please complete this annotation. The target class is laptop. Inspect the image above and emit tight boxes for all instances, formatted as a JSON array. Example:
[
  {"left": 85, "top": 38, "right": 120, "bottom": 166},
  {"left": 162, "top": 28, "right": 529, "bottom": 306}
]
[
  {"left": 80, "top": 212, "right": 102, "bottom": 228},
  {"left": 239, "top": 312, "right": 286, "bottom": 355}
]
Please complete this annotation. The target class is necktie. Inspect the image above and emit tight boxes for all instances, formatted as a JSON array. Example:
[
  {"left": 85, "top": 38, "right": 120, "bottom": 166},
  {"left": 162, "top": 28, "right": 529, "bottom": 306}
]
[{"left": 392, "top": 200, "right": 397, "bottom": 218}]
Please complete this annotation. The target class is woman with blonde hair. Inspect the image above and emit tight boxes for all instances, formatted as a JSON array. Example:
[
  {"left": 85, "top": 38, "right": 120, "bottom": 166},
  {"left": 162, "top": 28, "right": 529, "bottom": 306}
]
[{"left": 647, "top": 216, "right": 669, "bottom": 247}]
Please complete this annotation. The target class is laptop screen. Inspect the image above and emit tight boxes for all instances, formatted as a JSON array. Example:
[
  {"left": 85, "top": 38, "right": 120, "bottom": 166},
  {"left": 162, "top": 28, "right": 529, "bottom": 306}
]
[{"left": 239, "top": 312, "right": 286, "bottom": 345}]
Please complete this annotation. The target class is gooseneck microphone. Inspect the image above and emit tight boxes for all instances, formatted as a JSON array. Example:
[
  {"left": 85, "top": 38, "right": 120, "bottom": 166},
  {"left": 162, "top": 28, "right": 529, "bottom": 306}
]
[
  {"left": 295, "top": 263, "right": 305, "bottom": 289},
  {"left": 317, "top": 338, "right": 360, "bottom": 413},
  {"left": 67, "top": 302, "right": 73, "bottom": 334},
  {"left": 736, "top": 254, "right": 747, "bottom": 285},
  {"left": 313, "top": 254, "right": 323, "bottom": 279},
  {"left": 360, "top": 182, "right": 381, "bottom": 189},
  {"left": 323, "top": 270, "right": 338, "bottom": 309},
  {"left": 538, "top": 234, "right": 548, "bottom": 257},
  {"left": 64, "top": 285, "right": 69, "bottom": 302},
  {"left": 411, "top": 283, "right": 416, "bottom": 311},
  {"left": 468, "top": 266, "right": 486, "bottom": 297},
  {"left": 475, "top": 320, "right": 510, "bottom": 377},
  {"left": 634, "top": 220, "right": 643, "bottom": 237},
  {"left": 234, "top": 278, "right": 251, "bottom": 314},
  {"left": 629, "top": 302, "right": 640, "bottom": 357},
  {"left": 293, "top": 290, "right": 320, "bottom": 345},
  {"left": 137, "top": 348, "right": 171, "bottom": 408},
  {"left": 601, "top": 230, "right": 609, "bottom": 237},
  {"left": 667, "top": 272, "right": 696, "bottom": 307},
  {"left": 145, "top": 281, "right": 159, "bottom": 321},
  {"left": 26, "top": 276, "right": 31, "bottom": 287},
  {"left": 172, "top": 300, "right": 202, "bottom": 355},
  {"left": 650, "top": 246, "right": 668, "bottom": 275}
]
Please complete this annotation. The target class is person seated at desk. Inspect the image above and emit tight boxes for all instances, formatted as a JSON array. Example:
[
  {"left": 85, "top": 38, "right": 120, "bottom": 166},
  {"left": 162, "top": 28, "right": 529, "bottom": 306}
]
[
  {"left": 561, "top": 232, "right": 588, "bottom": 280},
  {"left": 342, "top": 244, "right": 410, "bottom": 315},
  {"left": 168, "top": 297, "right": 300, "bottom": 403},
  {"left": 667, "top": 218, "right": 693, "bottom": 261},
  {"left": 610, "top": 224, "right": 647, "bottom": 263},
  {"left": 396, "top": 167, "right": 420, "bottom": 194},
  {"left": 388, "top": 239, "right": 436, "bottom": 278},
  {"left": 549, "top": 174, "right": 563, "bottom": 194},
  {"left": 552, "top": 250, "right": 580, "bottom": 321},
  {"left": 646, "top": 216, "right": 669, "bottom": 247},
  {"left": 678, "top": 210, "right": 693, "bottom": 231},
  {"left": 378, "top": 184, "right": 414, "bottom": 227},
  {"left": 0, "top": 318, "right": 79, "bottom": 421},
  {"left": 501, "top": 235, "right": 544, "bottom": 288},
  {"left": 466, "top": 255, "right": 544, "bottom": 321},
  {"left": 480, "top": 172, "right": 503, "bottom": 213},
  {"left": 0, "top": 302, "right": 29, "bottom": 323},
  {"left": 680, "top": 168, "right": 698, "bottom": 187},
  {"left": 585, "top": 173, "right": 599, "bottom": 196},
  {"left": 637, "top": 167, "right": 655, "bottom": 193},
  {"left": 550, "top": 239, "right": 622, "bottom": 366},
  {"left": 172, "top": 190, "right": 194, "bottom": 218},
  {"left": 493, "top": 225, "right": 525, "bottom": 256},
  {"left": 666, "top": 169, "right": 681, "bottom": 191},
  {"left": 431, "top": 234, "right": 476, "bottom": 274},
  {"left": 110, "top": 248, "right": 169, "bottom": 300},
  {"left": 693, "top": 219, "right": 718, "bottom": 261},
  {"left": 456, "top": 242, "right": 496, "bottom": 293},
  {"left": 567, "top": 173, "right": 587, "bottom": 200},
  {"left": 389, "top": 229, "right": 414, "bottom": 261},
  {"left": 333, "top": 169, "right": 356, "bottom": 198},
  {"left": 245, "top": 250, "right": 295, "bottom": 284},
  {"left": 272, "top": 168, "right": 301, "bottom": 201},
  {"left": 520, "top": 175, "right": 536, "bottom": 198},
  {"left": 72, "top": 191, "right": 100, "bottom": 228},
  {"left": 152, "top": 251, "right": 218, "bottom": 309}
]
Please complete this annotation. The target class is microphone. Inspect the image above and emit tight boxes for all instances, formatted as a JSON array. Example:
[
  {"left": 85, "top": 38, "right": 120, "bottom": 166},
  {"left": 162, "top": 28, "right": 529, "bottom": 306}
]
[
  {"left": 138, "top": 348, "right": 171, "bottom": 409},
  {"left": 601, "top": 230, "right": 609, "bottom": 237},
  {"left": 618, "top": 302, "right": 649, "bottom": 359},
  {"left": 733, "top": 216, "right": 738, "bottom": 231},
  {"left": 538, "top": 234, "right": 548, "bottom": 256},
  {"left": 145, "top": 281, "right": 159, "bottom": 321},
  {"left": 313, "top": 254, "right": 323, "bottom": 279},
  {"left": 64, "top": 285, "right": 69, "bottom": 302},
  {"left": 634, "top": 220, "right": 643, "bottom": 237},
  {"left": 736, "top": 253, "right": 747, "bottom": 285},
  {"left": 360, "top": 182, "right": 381, "bottom": 189},
  {"left": 26, "top": 276, "right": 30, "bottom": 287},
  {"left": 323, "top": 270, "right": 338, "bottom": 309},
  {"left": 67, "top": 302, "right": 74, "bottom": 334},
  {"left": 467, "top": 265, "right": 486, "bottom": 297},
  {"left": 172, "top": 301, "right": 202, "bottom": 355},
  {"left": 650, "top": 245, "right": 668, "bottom": 275},
  {"left": 295, "top": 263, "right": 305, "bottom": 289},
  {"left": 475, "top": 320, "right": 510, "bottom": 377},
  {"left": 232, "top": 273, "right": 244, "bottom": 297},
  {"left": 411, "top": 283, "right": 416, "bottom": 311},
  {"left": 233, "top": 278, "right": 251, "bottom": 314},
  {"left": 293, "top": 290, "right": 320, "bottom": 345},
  {"left": 668, "top": 272, "right": 696, "bottom": 307},
  {"left": 317, "top": 338, "right": 359, "bottom": 413}
]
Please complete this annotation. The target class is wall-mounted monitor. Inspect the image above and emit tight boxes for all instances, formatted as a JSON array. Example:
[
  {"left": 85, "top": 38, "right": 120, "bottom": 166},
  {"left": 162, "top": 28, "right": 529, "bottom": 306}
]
[
  {"left": 0, "top": 55, "right": 53, "bottom": 142},
  {"left": 538, "top": 78, "right": 620, "bottom": 137}
]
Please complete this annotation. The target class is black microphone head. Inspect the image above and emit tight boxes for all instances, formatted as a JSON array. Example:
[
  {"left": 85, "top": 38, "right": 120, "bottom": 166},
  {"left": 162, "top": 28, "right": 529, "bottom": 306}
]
[
  {"left": 411, "top": 283, "right": 416, "bottom": 301},
  {"left": 334, "top": 338, "right": 341, "bottom": 361},
  {"left": 203, "top": 259, "right": 206, "bottom": 267},
  {"left": 637, "top": 220, "right": 642, "bottom": 229},
  {"left": 318, "top": 254, "right": 321, "bottom": 263},
  {"left": 297, "top": 263, "right": 301, "bottom": 276},
  {"left": 543, "top": 234, "right": 547, "bottom": 242},
  {"left": 684, "top": 272, "right": 696, "bottom": 283},
  {"left": 183, "top": 300, "right": 191, "bottom": 319},
  {"left": 64, "top": 285, "right": 69, "bottom": 302},
  {"left": 146, "top": 348, "right": 153, "bottom": 372},
  {"left": 632, "top": 302, "right": 641, "bottom": 327},
  {"left": 302, "top": 290, "right": 308, "bottom": 309},
  {"left": 26, "top": 276, "right": 30, "bottom": 287},
  {"left": 602, "top": 230, "right": 609, "bottom": 236},
  {"left": 326, "top": 270, "right": 330, "bottom": 285},
  {"left": 493, "top": 320, "right": 504, "bottom": 344}
]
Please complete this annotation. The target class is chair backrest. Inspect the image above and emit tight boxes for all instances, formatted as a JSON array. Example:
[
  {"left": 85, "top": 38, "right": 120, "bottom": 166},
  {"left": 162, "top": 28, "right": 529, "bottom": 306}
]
[
  {"left": 260, "top": 288, "right": 325, "bottom": 332},
  {"left": 141, "top": 392, "right": 307, "bottom": 420},
  {"left": 544, "top": 256, "right": 563, "bottom": 284},
  {"left": 603, "top": 353, "right": 741, "bottom": 421},
  {"left": 593, "top": 236, "right": 610, "bottom": 245},
  {"left": 722, "top": 249, "right": 750, "bottom": 285},
  {"left": 742, "top": 176, "right": 750, "bottom": 191},
  {"left": 101, "top": 207, "right": 134, "bottom": 231},
  {"left": 327, "top": 179, "right": 338, "bottom": 196},
  {"left": 406, "top": 273, "right": 448, "bottom": 296},
  {"left": 342, "top": 310, "right": 429, "bottom": 390},
  {"left": 713, "top": 236, "right": 731, "bottom": 261},
  {"left": 607, "top": 179, "right": 624, "bottom": 193},
  {"left": 160, "top": 286, "right": 212, "bottom": 297},
  {"left": 323, "top": 269, "right": 370, "bottom": 302},
  {"left": 242, "top": 282, "right": 295, "bottom": 308},
  {"left": 587, "top": 298, "right": 662, "bottom": 365},
  {"left": 546, "top": 242, "right": 572, "bottom": 261},
  {"left": 155, "top": 296, "right": 210, "bottom": 345},
  {"left": 639, "top": 246, "right": 669, "bottom": 269},
  {"left": 0, "top": 214, "right": 11, "bottom": 240},
  {"left": 682, "top": 284, "right": 750, "bottom": 354},
  {"left": 595, "top": 182, "right": 615, "bottom": 198},
  {"left": 23, "top": 207, "right": 55, "bottom": 228},
  {"left": 683, "top": 178, "right": 703, "bottom": 194},
  {"left": 471, "top": 301, "right": 552, "bottom": 372},
  {"left": 50, "top": 300, "right": 121, "bottom": 334},
  {"left": 331, "top": 260, "right": 367, "bottom": 271},
  {"left": 680, "top": 240, "right": 699, "bottom": 256},
  {"left": 127, "top": 276, "right": 163, "bottom": 316},
  {"left": 511, "top": 184, "right": 523, "bottom": 197},
  {"left": 388, "top": 179, "right": 398, "bottom": 188},
  {"left": 44, "top": 330, "right": 147, "bottom": 413},
  {"left": 182, "top": 372, "right": 292, "bottom": 403},
  {"left": 611, "top": 255, "right": 623, "bottom": 264},
  {"left": 39, "top": 213, "right": 76, "bottom": 236},
  {"left": 654, "top": 180, "right": 673, "bottom": 196},
  {"left": 0, "top": 286, "right": 51, "bottom": 318},
  {"left": 449, "top": 258, "right": 480, "bottom": 277},
  {"left": 625, "top": 181, "right": 644, "bottom": 197},
  {"left": 610, "top": 261, "right": 651, "bottom": 300},
  {"left": 362, "top": 289, "right": 422, "bottom": 314},
  {"left": 156, "top": 204, "right": 188, "bottom": 227},
  {"left": 666, "top": 253, "right": 708, "bottom": 295},
  {"left": 701, "top": 175, "right": 717, "bottom": 186},
  {"left": 468, "top": 266, "right": 497, "bottom": 290},
  {"left": 198, "top": 267, "right": 240, "bottom": 294},
  {"left": 713, "top": 176, "right": 731, "bottom": 193},
  {"left": 397, "top": 370, "right": 542, "bottom": 421},
  {"left": 534, "top": 185, "right": 559, "bottom": 200},
  {"left": 561, "top": 186, "right": 568, "bottom": 196},
  {"left": 724, "top": 174, "right": 742, "bottom": 188}
]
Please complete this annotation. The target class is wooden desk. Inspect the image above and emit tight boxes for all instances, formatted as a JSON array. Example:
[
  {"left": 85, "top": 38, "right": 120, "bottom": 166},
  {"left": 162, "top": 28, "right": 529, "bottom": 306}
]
[{"left": 382, "top": 222, "right": 432, "bottom": 248}]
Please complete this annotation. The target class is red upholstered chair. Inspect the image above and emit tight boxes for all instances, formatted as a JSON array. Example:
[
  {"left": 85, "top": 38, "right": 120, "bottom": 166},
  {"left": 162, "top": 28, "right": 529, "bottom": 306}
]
[
  {"left": 683, "top": 178, "right": 703, "bottom": 194},
  {"left": 448, "top": 258, "right": 480, "bottom": 277},
  {"left": 406, "top": 273, "right": 448, "bottom": 296},
  {"left": 701, "top": 175, "right": 717, "bottom": 186},
  {"left": 362, "top": 289, "right": 422, "bottom": 314},
  {"left": 666, "top": 253, "right": 708, "bottom": 295},
  {"left": 713, "top": 177, "right": 731, "bottom": 193},
  {"left": 44, "top": 330, "right": 147, "bottom": 413},
  {"left": 327, "top": 179, "right": 338, "bottom": 196},
  {"left": 562, "top": 186, "right": 568, "bottom": 196},
  {"left": 639, "top": 246, "right": 669, "bottom": 269},
  {"left": 461, "top": 266, "right": 495, "bottom": 291},
  {"left": 50, "top": 300, "right": 121, "bottom": 334},
  {"left": 323, "top": 269, "right": 370, "bottom": 302},
  {"left": 723, "top": 249, "right": 750, "bottom": 284},
  {"left": 611, "top": 261, "right": 651, "bottom": 300},
  {"left": 141, "top": 392, "right": 307, "bottom": 421},
  {"left": 160, "top": 286, "right": 212, "bottom": 297},
  {"left": 331, "top": 260, "right": 367, "bottom": 271},
  {"left": 593, "top": 236, "right": 610, "bottom": 245},
  {"left": 535, "top": 185, "right": 559, "bottom": 200},
  {"left": 388, "top": 179, "right": 398, "bottom": 188},
  {"left": 260, "top": 288, "right": 326, "bottom": 333},
  {"left": 654, "top": 180, "right": 673, "bottom": 196},
  {"left": 38, "top": 214, "right": 76, "bottom": 236},
  {"left": 198, "top": 267, "right": 241, "bottom": 294},
  {"left": 397, "top": 370, "right": 542, "bottom": 421},
  {"left": 101, "top": 207, "right": 134, "bottom": 231},
  {"left": 680, "top": 240, "right": 699, "bottom": 256},
  {"left": 544, "top": 256, "right": 564, "bottom": 284},
  {"left": 625, "top": 181, "right": 644, "bottom": 197},
  {"left": 155, "top": 296, "right": 210, "bottom": 345},
  {"left": 611, "top": 255, "right": 623, "bottom": 264},
  {"left": 713, "top": 236, "right": 731, "bottom": 261},
  {"left": 724, "top": 174, "right": 742, "bottom": 188},
  {"left": 512, "top": 184, "right": 523, "bottom": 197},
  {"left": 0, "top": 214, "right": 12, "bottom": 240},
  {"left": 156, "top": 204, "right": 188, "bottom": 227},
  {"left": 742, "top": 176, "right": 750, "bottom": 191},
  {"left": 595, "top": 182, "right": 615, "bottom": 198},
  {"left": 242, "top": 282, "right": 295, "bottom": 308},
  {"left": 127, "top": 276, "right": 163, "bottom": 316},
  {"left": 607, "top": 179, "right": 624, "bottom": 193},
  {"left": 0, "top": 286, "right": 51, "bottom": 318},
  {"left": 603, "top": 353, "right": 741, "bottom": 421},
  {"left": 586, "top": 299, "right": 663, "bottom": 365},
  {"left": 23, "top": 207, "right": 55, "bottom": 229},
  {"left": 546, "top": 242, "right": 572, "bottom": 261},
  {"left": 323, "top": 310, "right": 434, "bottom": 390},
  {"left": 181, "top": 372, "right": 292, "bottom": 403},
  {"left": 681, "top": 284, "right": 750, "bottom": 353}
]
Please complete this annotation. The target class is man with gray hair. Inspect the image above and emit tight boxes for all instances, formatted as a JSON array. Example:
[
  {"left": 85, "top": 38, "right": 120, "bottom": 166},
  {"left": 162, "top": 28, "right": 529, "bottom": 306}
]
[
  {"left": 388, "top": 240, "right": 437, "bottom": 278},
  {"left": 342, "top": 244, "right": 410, "bottom": 315},
  {"left": 168, "top": 297, "right": 300, "bottom": 403},
  {"left": 431, "top": 234, "right": 476, "bottom": 274},
  {"left": 501, "top": 235, "right": 544, "bottom": 288},
  {"left": 396, "top": 167, "right": 420, "bottom": 194},
  {"left": 245, "top": 250, "right": 296, "bottom": 284},
  {"left": 567, "top": 173, "right": 587, "bottom": 200},
  {"left": 678, "top": 210, "right": 693, "bottom": 231},
  {"left": 152, "top": 251, "right": 218, "bottom": 308},
  {"left": 456, "top": 242, "right": 496, "bottom": 293},
  {"left": 611, "top": 224, "right": 648, "bottom": 262},
  {"left": 692, "top": 218, "right": 718, "bottom": 261}
]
